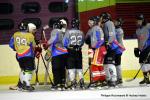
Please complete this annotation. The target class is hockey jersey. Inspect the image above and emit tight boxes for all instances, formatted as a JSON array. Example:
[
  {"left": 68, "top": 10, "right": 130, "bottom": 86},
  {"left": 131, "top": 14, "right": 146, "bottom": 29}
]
[
  {"left": 48, "top": 29, "right": 67, "bottom": 57},
  {"left": 136, "top": 23, "right": 150, "bottom": 51},
  {"left": 115, "top": 27, "right": 125, "bottom": 54},
  {"left": 86, "top": 25, "right": 104, "bottom": 49},
  {"left": 9, "top": 31, "right": 36, "bottom": 59},
  {"left": 63, "top": 28, "right": 84, "bottom": 48},
  {"left": 103, "top": 20, "right": 125, "bottom": 53}
]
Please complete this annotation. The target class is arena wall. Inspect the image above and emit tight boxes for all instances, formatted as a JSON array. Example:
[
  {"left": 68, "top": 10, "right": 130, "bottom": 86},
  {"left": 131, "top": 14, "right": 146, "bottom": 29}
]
[{"left": 0, "top": 39, "right": 142, "bottom": 84}]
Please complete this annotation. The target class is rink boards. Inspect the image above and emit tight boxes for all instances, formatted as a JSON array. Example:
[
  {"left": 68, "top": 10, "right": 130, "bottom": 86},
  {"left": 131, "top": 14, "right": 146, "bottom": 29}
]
[{"left": 0, "top": 39, "right": 142, "bottom": 84}]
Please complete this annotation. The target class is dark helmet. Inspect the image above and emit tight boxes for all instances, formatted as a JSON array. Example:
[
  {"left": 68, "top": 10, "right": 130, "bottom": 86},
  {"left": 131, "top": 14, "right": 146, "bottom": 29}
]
[
  {"left": 136, "top": 14, "right": 145, "bottom": 20},
  {"left": 89, "top": 16, "right": 99, "bottom": 25},
  {"left": 100, "top": 12, "right": 111, "bottom": 23},
  {"left": 18, "top": 22, "right": 28, "bottom": 31},
  {"left": 71, "top": 18, "right": 80, "bottom": 28},
  {"left": 116, "top": 18, "right": 124, "bottom": 26},
  {"left": 53, "top": 20, "right": 63, "bottom": 29}
]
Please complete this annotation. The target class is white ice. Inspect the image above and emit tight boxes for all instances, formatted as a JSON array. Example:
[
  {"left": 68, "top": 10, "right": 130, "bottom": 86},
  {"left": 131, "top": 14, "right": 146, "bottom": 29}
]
[{"left": 0, "top": 79, "right": 150, "bottom": 100}]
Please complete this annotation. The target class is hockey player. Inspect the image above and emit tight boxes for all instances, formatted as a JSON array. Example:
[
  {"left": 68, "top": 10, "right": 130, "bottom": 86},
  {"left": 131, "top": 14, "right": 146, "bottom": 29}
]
[
  {"left": 100, "top": 12, "right": 125, "bottom": 87},
  {"left": 9, "top": 22, "right": 38, "bottom": 91},
  {"left": 85, "top": 16, "right": 106, "bottom": 87},
  {"left": 135, "top": 14, "right": 150, "bottom": 86},
  {"left": 9, "top": 23, "right": 37, "bottom": 90},
  {"left": 114, "top": 18, "right": 125, "bottom": 85},
  {"left": 43, "top": 20, "right": 68, "bottom": 90},
  {"left": 63, "top": 18, "right": 85, "bottom": 89}
]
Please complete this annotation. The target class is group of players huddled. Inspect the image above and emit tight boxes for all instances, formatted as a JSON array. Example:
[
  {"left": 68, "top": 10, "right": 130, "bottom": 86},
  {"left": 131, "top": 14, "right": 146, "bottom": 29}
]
[{"left": 9, "top": 12, "right": 150, "bottom": 91}]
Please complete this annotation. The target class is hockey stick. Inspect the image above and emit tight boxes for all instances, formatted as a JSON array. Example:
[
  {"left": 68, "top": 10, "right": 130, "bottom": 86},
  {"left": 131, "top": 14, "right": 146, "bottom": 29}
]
[
  {"left": 41, "top": 53, "right": 54, "bottom": 85},
  {"left": 83, "top": 65, "right": 90, "bottom": 76},
  {"left": 35, "top": 58, "right": 40, "bottom": 85},
  {"left": 126, "top": 52, "right": 150, "bottom": 82},
  {"left": 42, "top": 25, "right": 53, "bottom": 85},
  {"left": 34, "top": 25, "right": 54, "bottom": 85},
  {"left": 41, "top": 26, "right": 54, "bottom": 85}
]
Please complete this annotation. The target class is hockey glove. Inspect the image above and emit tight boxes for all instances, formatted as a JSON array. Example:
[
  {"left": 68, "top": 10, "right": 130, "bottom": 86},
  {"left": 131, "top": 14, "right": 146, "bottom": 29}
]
[
  {"left": 104, "top": 41, "right": 110, "bottom": 50},
  {"left": 35, "top": 47, "right": 42, "bottom": 58},
  {"left": 42, "top": 41, "right": 49, "bottom": 50},
  {"left": 35, "top": 40, "right": 40, "bottom": 45},
  {"left": 134, "top": 48, "right": 140, "bottom": 57}
]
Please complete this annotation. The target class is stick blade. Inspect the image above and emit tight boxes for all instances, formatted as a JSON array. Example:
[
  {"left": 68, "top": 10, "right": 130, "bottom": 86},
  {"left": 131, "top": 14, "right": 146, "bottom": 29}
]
[{"left": 125, "top": 78, "right": 135, "bottom": 82}]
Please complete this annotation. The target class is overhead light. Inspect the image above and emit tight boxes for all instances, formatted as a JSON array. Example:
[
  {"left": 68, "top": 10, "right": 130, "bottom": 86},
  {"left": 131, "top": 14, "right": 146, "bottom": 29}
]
[{"left": 65, "top": 0, "right": 69, "bottom": 3}]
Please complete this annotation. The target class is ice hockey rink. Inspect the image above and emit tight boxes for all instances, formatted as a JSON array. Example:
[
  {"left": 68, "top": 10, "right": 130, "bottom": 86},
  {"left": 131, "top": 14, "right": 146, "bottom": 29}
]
[
  {"left": 0, "top": 79, "right": 150, "bottom": 100},
  {"left": 0, "top": 40, "right": 150, "bottom": 100}
]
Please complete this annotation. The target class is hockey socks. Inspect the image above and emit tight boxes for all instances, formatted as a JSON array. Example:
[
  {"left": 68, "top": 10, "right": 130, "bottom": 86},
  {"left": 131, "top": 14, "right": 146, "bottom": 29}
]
[
  {"left": 19, "top": 70, "right": 34, "bottom": 91},
  {"left": 116, "top": 65, "right": 123, "bottom": 84},
  {"left": 104, "top": 64, "right": 117, "bottom": 87}
]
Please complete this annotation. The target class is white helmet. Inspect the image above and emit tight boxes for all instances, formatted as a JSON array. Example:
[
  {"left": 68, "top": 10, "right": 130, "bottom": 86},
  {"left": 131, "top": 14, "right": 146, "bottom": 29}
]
[
  {"left": 60, "top": 19, "right": 67, "bottom": 32},
  {"left": 28, "top": 23, "right": 37, "bottom": 33},
  {"left": 60, "top": 19, "right": 67, "bottom": 25}
]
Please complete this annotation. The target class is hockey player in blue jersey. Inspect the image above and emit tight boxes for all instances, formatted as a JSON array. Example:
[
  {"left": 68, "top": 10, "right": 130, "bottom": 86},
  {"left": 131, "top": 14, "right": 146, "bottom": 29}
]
[
  {"left": 43, "top": 20, "right": 68, "bottom": 90},
  {"left": 85, "top": 16, "right": 106, "bottom": 87},
  {"left": 63, "top": 18, "right": 85, "bottom": 89},
  {"left": 135, "top": 14, "right": 150, "bottom": 86},
  {"left": 114, "top": 18, "right": 125, "bottom": 85},
  {"left": 100, "top": 12, "right": 125, "bottom": 87}
]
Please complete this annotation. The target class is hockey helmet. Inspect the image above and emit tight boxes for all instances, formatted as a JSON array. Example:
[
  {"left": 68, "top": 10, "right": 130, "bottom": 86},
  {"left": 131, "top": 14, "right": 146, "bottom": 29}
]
[
  {"left": 136, "top": 14, "right": 145, "bottom": 20},
  {"left": 18, "top": 22, "right": 28, "bottom": 31},
  {"left": 28, "top": 23, "right": 37, "bottom": 33},
  {"left": 100, "top": 12, "right": 111, "bottom": 23},
  {"left": 53, "top": 20, "right": 63, "bottom": 29},
  {"left": 71, "top": 18, "right": 80, "bottom": 28},
  {"left": 115, "top": 18, "right": 124, "bottom": 27},
  {"left": 60, "top": 19, "right": 67, "bottom": 25},
  {"left": 89, "top": 16, "right": 99, "bottom": 25}
]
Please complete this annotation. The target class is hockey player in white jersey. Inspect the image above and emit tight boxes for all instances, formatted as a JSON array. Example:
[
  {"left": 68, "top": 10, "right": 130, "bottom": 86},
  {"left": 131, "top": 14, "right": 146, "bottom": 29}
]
[
  {"left": 63, "top": 18, "right": 85, "bottom": 89},
  {"left": 135, "top": 14, "right": 150, "bottom": 86}
]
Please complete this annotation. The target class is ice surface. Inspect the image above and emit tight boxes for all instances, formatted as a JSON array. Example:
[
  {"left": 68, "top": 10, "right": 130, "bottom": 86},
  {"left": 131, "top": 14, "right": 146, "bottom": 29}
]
[{"left": 0, "top": 79, "right": 150, "bottom": 100}]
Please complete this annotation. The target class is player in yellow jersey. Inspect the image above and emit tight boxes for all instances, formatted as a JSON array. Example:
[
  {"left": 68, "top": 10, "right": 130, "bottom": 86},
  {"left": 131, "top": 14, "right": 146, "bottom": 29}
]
[{"left": 9, "top": 22, "right": 38, "bottom": 91}]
